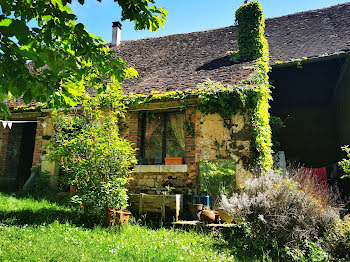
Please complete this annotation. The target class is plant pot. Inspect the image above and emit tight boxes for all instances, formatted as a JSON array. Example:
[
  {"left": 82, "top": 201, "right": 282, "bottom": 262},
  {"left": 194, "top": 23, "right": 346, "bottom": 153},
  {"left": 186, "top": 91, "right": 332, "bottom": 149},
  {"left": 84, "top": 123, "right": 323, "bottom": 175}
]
[
  {"left": 188, "top": 203, "right": 203, "bottom": 220},
  {"left": 217, "top": 208, "right": 233, "bottom": 223},
  {"left": 147, "top": 158, "right": 155, "bottom": 165},
  {"left": 200, "top": 210, "right": 216, "bottom": 223},
  {"left": 106, "top": 208, "right": 131, "bottom": 226},
  {"left": 164, "top": 157, "right": 183, "bottom": 165},
  {"left": 70, "top": 185, "right": 77, "bottom": 196}
]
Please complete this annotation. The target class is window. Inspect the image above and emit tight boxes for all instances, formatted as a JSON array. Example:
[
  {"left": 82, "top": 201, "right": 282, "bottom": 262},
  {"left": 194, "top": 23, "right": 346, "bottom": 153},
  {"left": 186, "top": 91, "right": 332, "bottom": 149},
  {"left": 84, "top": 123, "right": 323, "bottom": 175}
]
[{"left": 139, "top": 112, "right": 185, "bottom": 164}]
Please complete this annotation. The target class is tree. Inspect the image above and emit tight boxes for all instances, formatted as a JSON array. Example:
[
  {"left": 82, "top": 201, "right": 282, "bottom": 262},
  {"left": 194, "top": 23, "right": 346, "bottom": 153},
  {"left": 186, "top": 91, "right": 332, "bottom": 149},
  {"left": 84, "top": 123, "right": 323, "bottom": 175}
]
[{"left": 0, "top": 0, "right": 167, "bottom": 114}]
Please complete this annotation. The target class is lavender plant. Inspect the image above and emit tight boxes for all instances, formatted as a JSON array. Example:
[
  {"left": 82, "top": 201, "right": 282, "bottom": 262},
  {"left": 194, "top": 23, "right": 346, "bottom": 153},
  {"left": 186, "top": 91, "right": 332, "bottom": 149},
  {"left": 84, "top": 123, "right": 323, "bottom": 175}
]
[{"left": 220, "top": 170, "right": 340, "bottom": 249}]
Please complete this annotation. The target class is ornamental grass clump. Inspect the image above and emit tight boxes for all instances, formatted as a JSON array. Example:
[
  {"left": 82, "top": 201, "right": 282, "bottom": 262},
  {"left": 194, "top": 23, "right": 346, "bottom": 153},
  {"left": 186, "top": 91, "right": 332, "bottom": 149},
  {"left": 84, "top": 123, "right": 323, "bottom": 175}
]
[{"left": 220, "top": 169, "right": 341, "bottom": 250}]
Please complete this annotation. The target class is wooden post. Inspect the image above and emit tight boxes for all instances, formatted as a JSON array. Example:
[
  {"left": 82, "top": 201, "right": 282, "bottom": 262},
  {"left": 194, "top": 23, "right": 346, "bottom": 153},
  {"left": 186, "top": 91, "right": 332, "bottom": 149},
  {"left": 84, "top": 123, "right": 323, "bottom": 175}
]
[
  {"left": 139, "top": 193, "right": 144, "bottom": 216},
  {"left": 162, "top": 195, "right": 166, "bottom": 221}
]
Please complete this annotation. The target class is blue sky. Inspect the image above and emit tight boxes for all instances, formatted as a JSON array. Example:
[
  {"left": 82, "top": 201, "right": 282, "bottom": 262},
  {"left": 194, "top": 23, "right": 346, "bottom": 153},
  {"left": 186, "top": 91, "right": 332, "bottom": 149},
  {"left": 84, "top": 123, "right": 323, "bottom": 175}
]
[{"left": 69, "top": 0, "right": 350, "bottom": 42}]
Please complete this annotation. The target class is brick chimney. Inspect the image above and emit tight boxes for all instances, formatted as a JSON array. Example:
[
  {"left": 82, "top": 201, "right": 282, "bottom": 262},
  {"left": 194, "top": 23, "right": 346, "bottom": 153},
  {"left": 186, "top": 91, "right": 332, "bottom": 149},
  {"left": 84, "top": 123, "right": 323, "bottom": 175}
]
[{"left": 111, "top": 21, "right": 122, "bottom": 47}]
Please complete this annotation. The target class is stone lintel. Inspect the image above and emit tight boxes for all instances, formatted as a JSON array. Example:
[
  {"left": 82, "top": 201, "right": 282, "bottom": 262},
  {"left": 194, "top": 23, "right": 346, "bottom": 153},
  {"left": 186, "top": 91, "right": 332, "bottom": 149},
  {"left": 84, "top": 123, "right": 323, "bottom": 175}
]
[{"left": 133, "top": 165, "right": 188, "bottom": 173}]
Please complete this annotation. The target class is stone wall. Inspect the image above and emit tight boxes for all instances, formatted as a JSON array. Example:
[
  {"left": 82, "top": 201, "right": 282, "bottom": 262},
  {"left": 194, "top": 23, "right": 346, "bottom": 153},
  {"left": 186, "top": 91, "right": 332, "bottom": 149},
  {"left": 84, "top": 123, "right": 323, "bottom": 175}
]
[
  {"left": 39, "top": 116, "right": 59, "bottom": 188},
  {"left": 127, "top": 100, "right": 254, "bottom": 194},
  {"left": 197, "top": 111, "right": 254, "bottom": 188}
]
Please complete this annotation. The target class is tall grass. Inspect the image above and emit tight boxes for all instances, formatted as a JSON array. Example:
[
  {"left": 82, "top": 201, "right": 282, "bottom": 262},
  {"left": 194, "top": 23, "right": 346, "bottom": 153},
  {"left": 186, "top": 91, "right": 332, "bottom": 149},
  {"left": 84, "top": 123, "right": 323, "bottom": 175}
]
[{"left": 0, "top": 193, "right": 274, "bottom": 262}]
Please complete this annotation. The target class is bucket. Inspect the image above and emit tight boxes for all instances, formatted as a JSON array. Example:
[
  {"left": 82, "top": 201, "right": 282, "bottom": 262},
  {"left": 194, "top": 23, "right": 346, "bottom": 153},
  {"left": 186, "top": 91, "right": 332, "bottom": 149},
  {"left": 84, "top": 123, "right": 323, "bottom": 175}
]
[{"left": 193, "top": 196, "right": 211, "bottom": 207}]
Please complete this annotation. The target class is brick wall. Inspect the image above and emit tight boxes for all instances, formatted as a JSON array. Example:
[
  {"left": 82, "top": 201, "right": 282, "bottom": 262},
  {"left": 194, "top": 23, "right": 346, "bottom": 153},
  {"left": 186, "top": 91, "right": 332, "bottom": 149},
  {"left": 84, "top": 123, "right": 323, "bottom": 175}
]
[
  {"left": 128, "top": 112, "right": 140, "bottom": 158},
  {"left": 32, "top": 121, "right": 43, "bottom": 168},
  {"left": 0, "top": 127, "right": 9, "bottom": 177},
  {"left": 185, "top": 108, "right": 199, "bottom": 164}
]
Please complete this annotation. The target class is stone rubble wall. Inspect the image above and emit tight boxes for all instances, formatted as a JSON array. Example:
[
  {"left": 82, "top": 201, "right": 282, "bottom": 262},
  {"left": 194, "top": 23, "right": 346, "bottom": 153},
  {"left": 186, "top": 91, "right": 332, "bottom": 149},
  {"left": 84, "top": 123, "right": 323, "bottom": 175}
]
[{"left": 127, "top": 101, "right": 254, "bottom": 194}]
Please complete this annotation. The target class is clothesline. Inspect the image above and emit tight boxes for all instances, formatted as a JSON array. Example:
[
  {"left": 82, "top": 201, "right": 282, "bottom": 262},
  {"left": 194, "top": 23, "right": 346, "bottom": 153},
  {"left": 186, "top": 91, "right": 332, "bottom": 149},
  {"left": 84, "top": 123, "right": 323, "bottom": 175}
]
[
  {"left": 0, "top": 120, "right": 38, "bottom": 129},
  {"left": 303, "top": 162, "right": 339, "bottom": 169}
]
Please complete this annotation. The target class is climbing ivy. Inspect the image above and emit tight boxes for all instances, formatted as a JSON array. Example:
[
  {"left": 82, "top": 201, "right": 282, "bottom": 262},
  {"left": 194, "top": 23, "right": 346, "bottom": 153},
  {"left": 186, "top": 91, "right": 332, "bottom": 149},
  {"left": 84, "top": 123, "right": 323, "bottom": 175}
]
[
  {"left": 235, "top": 1, "right": 265, "bottom": 61},
  {"left": 242, "top": 1, "right": 273, "bottom": 173},
  {"left": 197, "top": 81, "right": 250, "bottom": 119}
]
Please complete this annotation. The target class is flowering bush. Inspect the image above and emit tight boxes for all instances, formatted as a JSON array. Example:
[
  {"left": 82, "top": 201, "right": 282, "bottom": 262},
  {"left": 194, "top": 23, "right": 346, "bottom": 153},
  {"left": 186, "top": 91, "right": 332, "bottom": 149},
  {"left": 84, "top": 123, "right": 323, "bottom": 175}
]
[{"left": 220, "top": 170, "right": 340, "bottom": 249}]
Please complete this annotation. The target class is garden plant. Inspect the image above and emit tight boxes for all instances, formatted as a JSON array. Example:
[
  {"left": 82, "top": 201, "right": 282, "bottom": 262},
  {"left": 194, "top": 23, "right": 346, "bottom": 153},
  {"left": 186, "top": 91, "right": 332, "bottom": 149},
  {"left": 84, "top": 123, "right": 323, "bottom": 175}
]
[{"left": 47, "top": 81, "right": 136, "bottom": 222}]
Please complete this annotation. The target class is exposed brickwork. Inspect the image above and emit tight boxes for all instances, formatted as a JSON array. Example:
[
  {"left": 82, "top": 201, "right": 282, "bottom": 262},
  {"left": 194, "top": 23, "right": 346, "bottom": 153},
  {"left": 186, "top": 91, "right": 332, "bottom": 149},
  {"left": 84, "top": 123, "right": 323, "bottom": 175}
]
[
  {"left": 128, "top": 112, "right": 140, "bottom": 157},
  {"left": 32, "top": 121, "right": 43, "bottom": 168},
  {"left": 0, "top": 128, "right": 9, "bottom": 177},
  {"left": 185, "top": 108, "right": 198, "bottom": 164}
]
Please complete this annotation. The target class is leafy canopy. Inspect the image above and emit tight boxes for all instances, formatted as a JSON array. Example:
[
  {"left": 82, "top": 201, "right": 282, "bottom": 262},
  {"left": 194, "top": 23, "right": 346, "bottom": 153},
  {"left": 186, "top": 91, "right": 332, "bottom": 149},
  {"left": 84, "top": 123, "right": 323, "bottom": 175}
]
[{"left": 0, "top": 0, "right": 167, "bottom": 114}]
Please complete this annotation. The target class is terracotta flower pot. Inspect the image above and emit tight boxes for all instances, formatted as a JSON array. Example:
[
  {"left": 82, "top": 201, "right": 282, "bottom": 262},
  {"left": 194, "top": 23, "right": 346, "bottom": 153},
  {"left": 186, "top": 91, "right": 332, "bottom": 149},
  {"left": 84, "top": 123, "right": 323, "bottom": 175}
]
[
  {"left": 164, "top": 157, "right": 183, "bottom": 165},
  {"left": 217, "top": 208, "right": 233, "bottom": 223},
  {"left": 200, "top": 210, "right": 216, "bottom": 223},
  {"left": 69, "top": 185, "right": 77, "bottom": 196},
  {"left": 188, "top": 203, "right": 203, "bottom": 220},
  {"left": 106, "top": 208, "right": 131, "bottom": 226}
]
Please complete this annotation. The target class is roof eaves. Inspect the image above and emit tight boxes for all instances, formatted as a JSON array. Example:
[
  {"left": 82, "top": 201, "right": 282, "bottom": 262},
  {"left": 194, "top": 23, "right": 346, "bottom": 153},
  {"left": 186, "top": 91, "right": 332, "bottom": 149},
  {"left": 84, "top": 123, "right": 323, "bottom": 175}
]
[{"left": 271, "top": 51, "right": 350, "bottom": 69}]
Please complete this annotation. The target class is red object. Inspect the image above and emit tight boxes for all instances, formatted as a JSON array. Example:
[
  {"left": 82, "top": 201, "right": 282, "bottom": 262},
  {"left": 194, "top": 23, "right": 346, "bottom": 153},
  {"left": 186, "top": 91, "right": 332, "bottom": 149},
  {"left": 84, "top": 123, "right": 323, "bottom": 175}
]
[
  {"left": 300, "top": 167, "right": 328, "bottom": 190},
  {"left": 106, "top": 208, "right": 131, "bottom": 226},
  {"left": 69, "top": 185, "right": 77, "bottom": 196},
  {"left": 164, "top": 157, "right": 183, "bottom": 165}
]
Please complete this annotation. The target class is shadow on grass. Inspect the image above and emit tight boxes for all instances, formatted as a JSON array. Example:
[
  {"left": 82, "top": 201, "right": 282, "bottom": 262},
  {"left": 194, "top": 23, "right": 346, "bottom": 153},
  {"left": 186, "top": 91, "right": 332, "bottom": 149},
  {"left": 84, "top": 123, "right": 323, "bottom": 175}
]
[
  {"left": 0, "top": 192, "right": 102, "bottom": 228},
  {"left": 0, "top": 208, "right": 102, "bottom": 228}
]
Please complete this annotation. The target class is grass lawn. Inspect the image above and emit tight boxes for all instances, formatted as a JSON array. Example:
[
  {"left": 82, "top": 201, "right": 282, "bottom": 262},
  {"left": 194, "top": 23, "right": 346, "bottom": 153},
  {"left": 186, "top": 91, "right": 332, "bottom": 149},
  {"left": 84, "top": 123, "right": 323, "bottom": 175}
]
[{"left": 0, "top": 193, "right": 272, "bottom": 262}]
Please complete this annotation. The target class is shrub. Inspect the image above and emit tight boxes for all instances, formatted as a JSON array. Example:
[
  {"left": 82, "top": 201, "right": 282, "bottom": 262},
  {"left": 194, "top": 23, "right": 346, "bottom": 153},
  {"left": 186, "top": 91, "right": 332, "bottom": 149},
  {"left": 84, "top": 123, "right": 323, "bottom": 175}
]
[
  {"left": 199, "top": 160, "right": 236, "bottom": 198},
  {"left": 339, "top": 145, "right": 350, "bottom": 178},
  {"left": 325, "top": 214, "right": 350, "bottom": 259},
  {"left": 48, "top": 82, "right": 136, "bottom": 221},
  {"left": 220, "top": 170, "right": 341, "bottom": 249}
]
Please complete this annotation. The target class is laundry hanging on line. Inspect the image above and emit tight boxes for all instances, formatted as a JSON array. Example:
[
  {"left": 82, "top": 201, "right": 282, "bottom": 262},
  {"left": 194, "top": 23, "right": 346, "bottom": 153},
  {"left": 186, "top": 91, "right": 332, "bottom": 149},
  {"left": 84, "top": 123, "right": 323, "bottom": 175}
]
[{"left": 300, "top": 166, "right": 329, "bottom": 190}]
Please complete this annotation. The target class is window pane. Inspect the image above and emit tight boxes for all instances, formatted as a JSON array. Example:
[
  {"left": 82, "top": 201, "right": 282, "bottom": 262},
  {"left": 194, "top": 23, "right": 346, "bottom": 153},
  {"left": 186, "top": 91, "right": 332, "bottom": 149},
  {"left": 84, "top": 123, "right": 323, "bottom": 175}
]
[
  {"left": 166, "top": 113, "right": 185, "bottom": 157},
  {"left": 144, "top": 114, "right": 163, "bottom": 163}
]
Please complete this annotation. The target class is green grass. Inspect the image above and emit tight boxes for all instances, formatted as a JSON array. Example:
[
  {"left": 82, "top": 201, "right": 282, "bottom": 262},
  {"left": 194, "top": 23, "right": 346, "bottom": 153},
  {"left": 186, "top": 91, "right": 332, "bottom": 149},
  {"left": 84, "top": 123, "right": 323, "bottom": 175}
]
[{"left": 0, "top": 193, "right": 272, "bottom": 262}]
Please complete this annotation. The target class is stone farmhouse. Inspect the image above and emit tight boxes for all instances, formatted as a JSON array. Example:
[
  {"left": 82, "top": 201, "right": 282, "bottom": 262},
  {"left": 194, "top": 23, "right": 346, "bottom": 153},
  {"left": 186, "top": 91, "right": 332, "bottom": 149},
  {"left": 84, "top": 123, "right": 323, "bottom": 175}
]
[{"left": 1, "top": 3, "right": 350, "bottom": 196}]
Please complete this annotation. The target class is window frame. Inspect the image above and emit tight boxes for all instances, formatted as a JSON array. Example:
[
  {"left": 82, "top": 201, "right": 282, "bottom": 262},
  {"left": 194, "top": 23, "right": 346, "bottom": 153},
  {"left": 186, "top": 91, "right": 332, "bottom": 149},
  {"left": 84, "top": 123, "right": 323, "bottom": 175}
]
[{"left": 139, "top": 111, "right": 185, "bottom": 164}]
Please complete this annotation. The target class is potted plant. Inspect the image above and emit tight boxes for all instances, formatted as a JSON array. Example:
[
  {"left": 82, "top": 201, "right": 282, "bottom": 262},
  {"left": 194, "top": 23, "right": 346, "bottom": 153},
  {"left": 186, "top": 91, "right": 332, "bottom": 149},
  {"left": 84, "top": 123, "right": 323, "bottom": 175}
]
[
  {"left": 198, "top": 160, "right": 236, "bottom": 223},
  {"left": 103, "top": 179, "right": 132, "bottom": 226}
]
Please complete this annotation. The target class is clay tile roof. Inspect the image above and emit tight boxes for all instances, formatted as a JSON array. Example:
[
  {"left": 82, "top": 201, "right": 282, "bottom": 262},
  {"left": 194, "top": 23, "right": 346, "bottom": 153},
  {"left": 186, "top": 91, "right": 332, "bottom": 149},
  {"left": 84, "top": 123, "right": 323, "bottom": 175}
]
[
  {"left": 111, "top": 28, "right": 255, "bottom": 95},
  {"left": 113, "top": 3, "right": 350, "bottom": 94},
  {"left": 266, "top": 3, "right": 350, "bottom": 64},
  {"left": 5, "top": 3, "right": 350, "bottom": 108}
]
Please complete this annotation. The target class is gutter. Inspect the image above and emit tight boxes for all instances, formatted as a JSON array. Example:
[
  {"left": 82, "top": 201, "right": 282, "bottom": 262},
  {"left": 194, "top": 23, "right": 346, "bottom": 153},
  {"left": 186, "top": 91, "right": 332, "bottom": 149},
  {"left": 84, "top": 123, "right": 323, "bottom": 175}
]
[{"left": 271, "top": 51, "right": 350, "bottom": 69}]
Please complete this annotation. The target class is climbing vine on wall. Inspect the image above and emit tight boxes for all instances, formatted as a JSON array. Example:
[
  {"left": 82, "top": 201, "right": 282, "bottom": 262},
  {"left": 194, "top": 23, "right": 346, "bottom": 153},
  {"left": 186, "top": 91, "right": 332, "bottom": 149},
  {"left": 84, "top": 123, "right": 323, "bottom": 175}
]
[
  {"left": 234, "top": 1, "right": 265, "bottom": 61},
  {"left": 239, "top": 1, "right": 273, "bottom": 172}
]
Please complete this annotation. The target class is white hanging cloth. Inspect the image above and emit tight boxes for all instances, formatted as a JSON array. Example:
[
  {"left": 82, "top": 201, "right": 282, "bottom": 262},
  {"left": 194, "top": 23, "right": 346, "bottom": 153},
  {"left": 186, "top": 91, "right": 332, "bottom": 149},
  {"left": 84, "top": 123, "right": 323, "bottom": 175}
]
[{"left": 0, "top": 120, "right": 38, "bottom": 129}]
